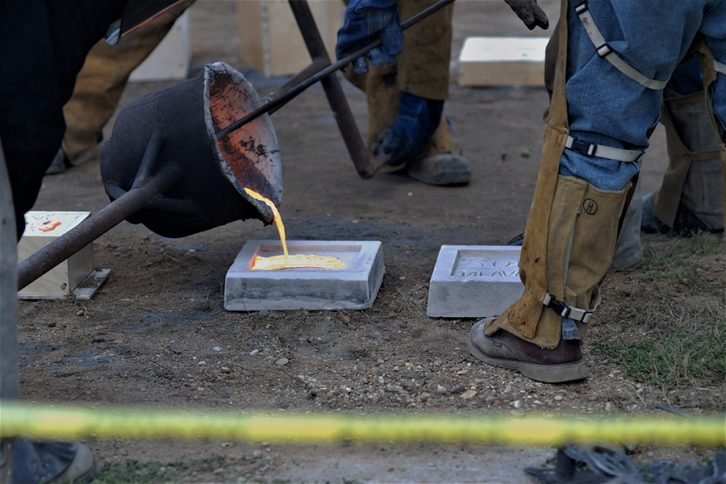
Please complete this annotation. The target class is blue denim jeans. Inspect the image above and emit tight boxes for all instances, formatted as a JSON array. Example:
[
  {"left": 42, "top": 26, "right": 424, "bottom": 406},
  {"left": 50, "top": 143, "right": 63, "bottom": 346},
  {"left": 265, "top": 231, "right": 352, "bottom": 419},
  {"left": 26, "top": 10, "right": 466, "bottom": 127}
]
[{"left": 559, "top": 0, "right": 726, "bottom": 191}]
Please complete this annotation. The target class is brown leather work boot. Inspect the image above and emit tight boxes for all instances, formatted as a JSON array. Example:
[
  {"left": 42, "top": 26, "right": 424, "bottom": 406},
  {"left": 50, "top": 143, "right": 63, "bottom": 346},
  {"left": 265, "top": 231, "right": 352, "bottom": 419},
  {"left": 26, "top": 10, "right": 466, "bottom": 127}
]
[{"left": 468, "top": 319, "right": 588, "bottom": 383}]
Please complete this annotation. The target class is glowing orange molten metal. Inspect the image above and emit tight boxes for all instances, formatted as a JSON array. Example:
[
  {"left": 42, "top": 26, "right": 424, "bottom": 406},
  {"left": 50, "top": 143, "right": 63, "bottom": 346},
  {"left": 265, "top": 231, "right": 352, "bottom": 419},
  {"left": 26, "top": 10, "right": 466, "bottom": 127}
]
[{"left": 243, "top": 188, "right": 346, "bottom": 271}]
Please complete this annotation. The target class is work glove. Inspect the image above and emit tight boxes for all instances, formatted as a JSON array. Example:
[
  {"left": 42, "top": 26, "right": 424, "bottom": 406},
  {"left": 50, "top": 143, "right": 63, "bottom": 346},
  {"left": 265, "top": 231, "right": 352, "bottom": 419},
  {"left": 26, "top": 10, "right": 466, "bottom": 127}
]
[
  {"left": 372, "top": 92, "right": 443, "bottom": 169},
  {"left": 336, "top": 0, "right": 403, "bottom": 74},
  {"left": 503, "top": 0, "right": 549, "bottom": 30}
]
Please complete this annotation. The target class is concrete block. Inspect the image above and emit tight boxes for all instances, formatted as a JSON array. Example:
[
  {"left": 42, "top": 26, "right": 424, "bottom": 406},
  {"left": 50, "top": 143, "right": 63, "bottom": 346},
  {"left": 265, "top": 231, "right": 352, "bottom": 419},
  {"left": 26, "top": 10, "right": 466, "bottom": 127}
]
[
  {"left": 426, "top": 245, "right": 524, "bottom": 318},
  {"left": 458, "top": 37, "right": 547, "bottom": 87},
  {"left": 236, "top": 0, "right": 344, "bottom": 76},
  {"left": 18, "top": 211, "right": 110, "bottom": 300},
  {"left": 225, "top": 240, "right": 384, "bottom": 311},
  {"left": 129, "top": 13, "right": 190, "bottom": 81}
]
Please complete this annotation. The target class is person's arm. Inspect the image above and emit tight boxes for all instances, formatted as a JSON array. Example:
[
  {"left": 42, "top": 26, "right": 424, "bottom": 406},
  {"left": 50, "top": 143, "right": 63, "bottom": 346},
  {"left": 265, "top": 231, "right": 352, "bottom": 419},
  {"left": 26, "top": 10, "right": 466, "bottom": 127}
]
[{"left": 335, "top": 0, "right": 403, "bottom": 73}]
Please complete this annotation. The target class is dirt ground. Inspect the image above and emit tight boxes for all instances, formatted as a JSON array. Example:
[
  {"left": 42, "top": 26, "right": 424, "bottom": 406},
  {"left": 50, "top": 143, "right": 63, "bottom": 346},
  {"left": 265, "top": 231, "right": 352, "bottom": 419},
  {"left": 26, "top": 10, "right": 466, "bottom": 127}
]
[{"left": 16, "top": 1, "right": 725, "bottom": 482}]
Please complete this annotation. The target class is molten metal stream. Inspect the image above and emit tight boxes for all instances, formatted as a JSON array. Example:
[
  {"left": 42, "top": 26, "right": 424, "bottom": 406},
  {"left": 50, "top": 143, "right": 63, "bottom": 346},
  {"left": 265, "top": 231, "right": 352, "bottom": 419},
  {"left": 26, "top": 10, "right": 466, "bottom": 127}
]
[
  {"left": 244, "top": 188, "right": 288, "bottom": 258},
  {"left": 243, "top": 188, "right": 345, "bottom": 271}
]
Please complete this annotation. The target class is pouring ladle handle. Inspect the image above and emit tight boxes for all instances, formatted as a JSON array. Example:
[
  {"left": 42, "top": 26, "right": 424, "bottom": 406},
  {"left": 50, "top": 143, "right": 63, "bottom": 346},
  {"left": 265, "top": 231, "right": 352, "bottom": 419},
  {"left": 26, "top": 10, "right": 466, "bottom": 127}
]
[{"left": 215, "top": 0, "right": 456, "bottom": 140}]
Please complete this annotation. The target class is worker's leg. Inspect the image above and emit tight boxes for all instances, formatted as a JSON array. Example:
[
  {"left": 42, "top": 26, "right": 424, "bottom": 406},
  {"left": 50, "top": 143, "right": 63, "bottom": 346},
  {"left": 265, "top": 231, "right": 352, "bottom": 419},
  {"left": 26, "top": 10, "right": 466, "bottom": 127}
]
[
  {"left": 343, "top": 0, "right": 469, "bottom": 184},
  {"left": 471, "top": 0, "right": 717, "bottom": 382},
  {"left": 60, "top": 5, "right": 186, "bottom": 169},
  {"left": 641, "top": 59, "right": 725, "bottom": 235},
  {"left": 379, "top": 0, "right": 471, "bottom": 185}
]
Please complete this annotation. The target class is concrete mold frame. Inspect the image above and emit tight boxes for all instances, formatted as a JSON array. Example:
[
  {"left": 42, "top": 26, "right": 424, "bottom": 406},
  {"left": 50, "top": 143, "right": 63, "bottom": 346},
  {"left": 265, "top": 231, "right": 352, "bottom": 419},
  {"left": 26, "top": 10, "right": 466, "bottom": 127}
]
[
  {"left": 225, "top": 240, "right": 384, "bottom": 311},
  {"left": 427, "top": 245, "right": 524, "bottom": 318}
]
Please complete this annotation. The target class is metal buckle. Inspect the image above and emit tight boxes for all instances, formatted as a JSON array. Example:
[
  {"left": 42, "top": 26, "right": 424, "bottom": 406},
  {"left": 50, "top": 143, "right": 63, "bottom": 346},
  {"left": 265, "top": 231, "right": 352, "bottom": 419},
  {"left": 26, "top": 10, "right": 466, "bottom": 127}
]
[
  {"left": 575, "top": 2, "right": 588, "bottom": 14},
  {"left": 543, "top": 293, "right": 570, "bottom": 318},
  {"left": 569, "top": 138, "right": 596, "bottom": 157},
  {"left": 596, "top": 43, "right": 612, "bottom": 57}
]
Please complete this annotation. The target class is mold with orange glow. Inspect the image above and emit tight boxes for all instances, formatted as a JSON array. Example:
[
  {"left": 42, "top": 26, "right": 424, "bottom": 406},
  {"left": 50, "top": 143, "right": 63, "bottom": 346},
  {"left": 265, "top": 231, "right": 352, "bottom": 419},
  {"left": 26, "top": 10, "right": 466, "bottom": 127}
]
[{"left": 243, "top": 188, "right": 346, "bottom": 271}]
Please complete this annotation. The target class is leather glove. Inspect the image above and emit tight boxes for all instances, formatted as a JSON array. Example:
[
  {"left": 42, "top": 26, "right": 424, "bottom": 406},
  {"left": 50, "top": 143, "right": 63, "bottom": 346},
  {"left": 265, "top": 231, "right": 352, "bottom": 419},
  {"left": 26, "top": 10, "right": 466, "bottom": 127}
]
[
  {"left": 503, "top": 0, "right": 549, "bottom": 30},
  {"left": 336, "top": 0, "right": 403, "bottom": 74}
]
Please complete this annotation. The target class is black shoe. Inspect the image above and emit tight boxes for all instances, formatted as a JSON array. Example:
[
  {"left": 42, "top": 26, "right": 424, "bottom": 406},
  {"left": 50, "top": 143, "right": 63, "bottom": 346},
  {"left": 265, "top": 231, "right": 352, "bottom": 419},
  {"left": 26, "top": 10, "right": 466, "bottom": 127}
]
[
  {"left": 11, "top": 440, "right": 98, "bottom": 483},
  {"left": 44, "top": 149, "right": 70, "bottom": 176}
]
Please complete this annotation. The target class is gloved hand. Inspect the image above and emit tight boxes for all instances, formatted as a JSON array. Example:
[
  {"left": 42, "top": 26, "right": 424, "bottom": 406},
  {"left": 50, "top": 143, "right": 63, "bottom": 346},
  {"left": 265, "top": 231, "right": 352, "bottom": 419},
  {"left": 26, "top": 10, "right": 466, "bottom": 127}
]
[
  {"left": 371, "top": 92, "right": 443, "bottom": 169},
  {"left": 503, "top": 0, "right": 549, "bottom": 30},
  {"left": 336, "top": 0, "right": 403, "bottom": 74}
]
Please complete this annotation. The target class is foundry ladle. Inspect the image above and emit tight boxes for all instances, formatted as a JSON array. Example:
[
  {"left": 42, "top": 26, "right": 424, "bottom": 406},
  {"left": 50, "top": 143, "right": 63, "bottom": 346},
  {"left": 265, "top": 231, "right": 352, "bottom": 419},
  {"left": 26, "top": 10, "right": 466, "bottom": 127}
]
[{"left": 16, "top": 0, "right": 455, "bottom": 291}]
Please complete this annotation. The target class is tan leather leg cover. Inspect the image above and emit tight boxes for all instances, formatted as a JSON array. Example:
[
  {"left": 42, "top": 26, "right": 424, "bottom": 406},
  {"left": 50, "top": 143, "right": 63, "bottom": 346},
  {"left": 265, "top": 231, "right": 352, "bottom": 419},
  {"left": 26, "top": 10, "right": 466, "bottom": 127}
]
[
  {"left": 697, "top": 46, "right": 726, "bottom": 232},
  {"left": 652, "top": 91, "right": 724, "bottom": 228},
  {"left": 486, "top": 176, "right": 630, "bottom": 348},
  {"left": 484, "top": 0, "right": 571, "bottom": 349},
  {"left": 397, "top": 0, "right": 452, "bottom": 101},
  {"left": 62, "top": 4, "right": 186, "bottom": 164}
]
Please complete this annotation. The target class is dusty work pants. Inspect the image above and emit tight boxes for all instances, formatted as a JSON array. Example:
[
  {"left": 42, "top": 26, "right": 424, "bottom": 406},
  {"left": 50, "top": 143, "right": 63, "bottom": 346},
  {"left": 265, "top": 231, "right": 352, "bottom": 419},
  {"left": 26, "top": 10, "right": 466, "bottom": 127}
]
[
  {"left": 62, "top": 5, "right": 186, "bottom": 165},
  {"left": 343, "top": 0, "right": 454, "bottom": 154}
]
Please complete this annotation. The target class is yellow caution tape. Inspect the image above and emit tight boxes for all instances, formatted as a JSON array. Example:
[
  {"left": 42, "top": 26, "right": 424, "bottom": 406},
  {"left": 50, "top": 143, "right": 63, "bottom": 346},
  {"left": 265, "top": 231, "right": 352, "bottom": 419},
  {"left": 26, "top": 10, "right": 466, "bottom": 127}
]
[{"left": 0, "top": 402, "right": 723, "bottom": 447}]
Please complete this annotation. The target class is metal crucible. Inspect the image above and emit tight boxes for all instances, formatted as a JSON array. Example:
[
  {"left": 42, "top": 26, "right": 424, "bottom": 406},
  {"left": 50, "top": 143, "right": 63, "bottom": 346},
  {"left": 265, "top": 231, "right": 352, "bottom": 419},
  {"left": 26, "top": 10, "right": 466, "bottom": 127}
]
[{"left": 101, "top": 62, "right": 283, "bottom": 238}]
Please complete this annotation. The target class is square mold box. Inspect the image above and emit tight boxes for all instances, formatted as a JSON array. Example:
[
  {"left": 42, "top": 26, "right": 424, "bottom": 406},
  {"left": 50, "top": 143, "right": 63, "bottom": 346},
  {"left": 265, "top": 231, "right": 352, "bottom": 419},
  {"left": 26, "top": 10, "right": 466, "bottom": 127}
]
[
  {"left": 18, "top": 211, "right": 110, "bottom": 300},
  {"left": 224, "top": 240, "right": 384, "bottom": 311},
  {"left": 426, "top": 245, "right": 524, "bottom": 318}
]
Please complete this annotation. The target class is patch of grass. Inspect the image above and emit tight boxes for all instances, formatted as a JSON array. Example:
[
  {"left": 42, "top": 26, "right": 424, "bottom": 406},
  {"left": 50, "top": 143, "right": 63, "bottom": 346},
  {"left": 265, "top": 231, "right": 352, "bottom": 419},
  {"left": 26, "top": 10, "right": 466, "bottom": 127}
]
[
  {"left": 596, "top": 232, "right": 726, "bottom": 390},
  {"left": 596, "top": 305, "right": 726, "bottom": 388},
  {"left": 94, "top": 456, "right": 228, "bottom": 484}
]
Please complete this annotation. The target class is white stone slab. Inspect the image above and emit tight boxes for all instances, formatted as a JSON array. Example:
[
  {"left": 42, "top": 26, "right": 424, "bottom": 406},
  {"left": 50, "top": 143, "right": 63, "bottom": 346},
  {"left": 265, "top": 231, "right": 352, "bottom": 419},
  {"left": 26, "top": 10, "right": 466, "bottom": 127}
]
[
  {"left": 458, "top": 36, "right": 547, "bottom": 87},
  {"left": 18, "top": 211, "right": 110, "bottom": 300},
  {"left": 225, "top": 240, "right": 384, "bottom": 311},
  {"left": 129, "top": 13, "right": 190, "bottom": 81},
  {"left": 426, "top": 245, "right": 524, "bottom": 318}
]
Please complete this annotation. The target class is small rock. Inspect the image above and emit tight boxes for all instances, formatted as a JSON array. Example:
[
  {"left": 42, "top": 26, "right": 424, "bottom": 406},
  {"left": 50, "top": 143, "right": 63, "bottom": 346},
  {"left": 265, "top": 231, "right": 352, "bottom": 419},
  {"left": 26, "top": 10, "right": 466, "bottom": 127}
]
[
  {"left": 258, "top": 310, "right": 270, "bottom": 316},
  {"left": 197, "top": 361, "right": 206, "bottom": 366},
  {"left": 275, "top": 357, "right": 289, "bottom": 367},
  {"left": 378, "top": 376, "right": 385, "bottom": 384},
  {"left": 521, "top": 148, "right": 531, "bottom": 158},
  {"left": 253, "top": 450, "right": 263, "bottom": 458},
  {"left": 435, "top": 385, "right": 448, "bottom": 394},
  {"left": 419, "top": 392, "right": 431, "bottom": 402},
  {"left": 461, "top": 389, "right": 477, "bottom": 400},
  {"left": 456, "top": 369, "right": 469, "bottom": 376},
  {"left": 212, "top": 346, "right": 222, "bottom": 352},
  {"left": 554, "top": 395, "right": 563, "bottom": 401},
  {"left": 76, "top": 309, "right": 85, "bottom": 317},
  {"left": 219, "top": 442, "right": 233, "bottom": 448},
  {"left": 512, "top": 400, "right": 522, "bottom": 409},
  {"left": 249, "top": 349, "right": 259, "bottom": 356},
  {"left": 605, "top": 401, "right": 613, "bottom": 412},
  {"left": 450, "top": 385, "right": 465, "bottom": 394},
  {"left": 220, "top": 367, "right": 231, "bottom": 373},
  {"left": 339, "top": 313, "right": 351, "bottom": 324}
]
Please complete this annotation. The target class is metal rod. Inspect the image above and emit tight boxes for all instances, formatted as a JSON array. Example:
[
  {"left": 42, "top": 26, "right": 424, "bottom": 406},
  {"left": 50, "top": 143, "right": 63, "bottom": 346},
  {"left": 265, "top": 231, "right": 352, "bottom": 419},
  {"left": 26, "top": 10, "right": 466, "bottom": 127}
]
[
  {"left": 17, "top": 165, "right": 181, "bottom": 291},
  {"left": 215, "top": 0, "right": 456, "bottom": 140},
  {"left": 288, "top": 0, "right": 372, "bottom": 177}
]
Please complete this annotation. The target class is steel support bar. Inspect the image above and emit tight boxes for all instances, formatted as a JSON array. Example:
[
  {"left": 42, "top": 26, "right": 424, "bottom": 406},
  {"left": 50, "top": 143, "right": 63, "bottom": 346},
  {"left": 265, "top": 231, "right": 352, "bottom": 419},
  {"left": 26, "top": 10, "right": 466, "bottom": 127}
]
[
  {"left": 17, "top": 165, "right": 181, "bottom": 291},
  {"left": 0, "top": 139, "right": 19, "bottom": 482},
  {"left": 287, "top": 0, "right": 372, "bottom": 177}
]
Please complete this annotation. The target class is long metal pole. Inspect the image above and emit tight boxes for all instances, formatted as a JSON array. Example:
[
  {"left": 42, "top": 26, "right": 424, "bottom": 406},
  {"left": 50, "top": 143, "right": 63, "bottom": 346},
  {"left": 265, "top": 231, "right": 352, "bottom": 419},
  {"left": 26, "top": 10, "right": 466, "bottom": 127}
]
[
  {"left": 17, "top": 165, "right": 181, "bottom": 291},
  {"left": 288, "top": 0, "right": 372, "bottom": 177},
  {"left": 0, "top": 139, "right": 19, "bottom": 482},
  {"left": 215, "top": 0, "right": 456, "bottom": 140}
]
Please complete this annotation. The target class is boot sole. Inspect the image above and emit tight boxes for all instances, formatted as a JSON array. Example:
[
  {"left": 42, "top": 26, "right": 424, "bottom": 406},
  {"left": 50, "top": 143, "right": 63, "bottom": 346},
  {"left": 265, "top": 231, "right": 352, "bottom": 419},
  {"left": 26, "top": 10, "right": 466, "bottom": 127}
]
[
  {"left": 467, "top": 338, "right": 589, "bottom": 384},
  {"left": 406, "top": 167, "right": 471, "bottom": 186}
]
